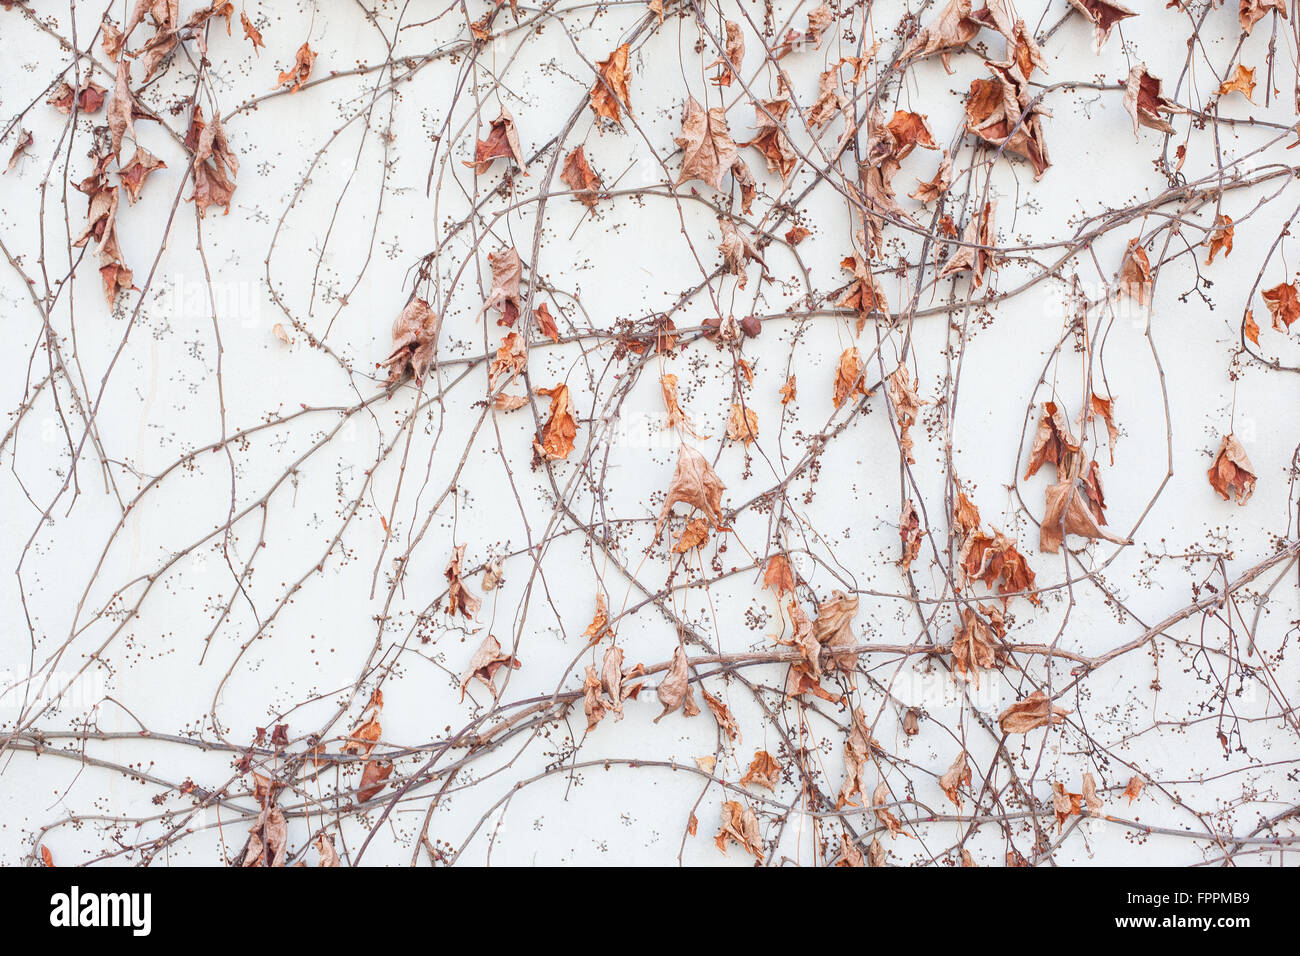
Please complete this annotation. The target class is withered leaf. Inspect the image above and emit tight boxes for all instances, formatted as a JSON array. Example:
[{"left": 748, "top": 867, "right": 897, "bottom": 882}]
[
  {"left": 939, "top": 201, "right": 999, "bottom": 287},
  {"left": 785, "top": 224, "right": 811, "bottom": 245},
  {"left": 952, "top": 603, "right": 1005, "bottom": 687},
  {"left": 998, "top": 690, "right": 1071, "bottom": 734},
  {"left": 763, "top": 554, "right": 795, "bottom": 597},
  {"left": 118, "top": 147, "right": 166, "bottom": 203},
  {"left": 485, "top": 246, "right": 524, "bottom": 327},
  {"left": 1024, "top": 400, "right": 1080, "bottom": 480},
  {"left": 1123, "top": 64, "right": 1184, "bottom": 138},
  {"left": 655, "top": 643, "right": 700, "bottom": 722},
  {"left": 1207, "top": 433, "right": 1256, "bottom": 504},
  {"left": 939, "top": 751, "right": 971, "bottom": 809},
  {"left": 445, "top": 544, "right": 483, "bottom": 619},
  {"left": 1217, "top": 64, "right": 1257, "bottom": 101},
  {"left": 533, "top": 383, "right": 578, "bottom": 461},
  {"left": 714, "top": 801, "right": 763, "bottom": 859},
  {"left": 899, "top": 500, "right": 923, "bottom": 569},
  {"left": 357, "top": 760, "right": 393, "bottom": 802},
  {"left": 868, "top": 838, "right": 887, "bottom": 866},
  {"left": 1067, "top": 0, "right": 1136, "bottom": 48},
  {"left": 1090, "top": 392, "right": 1119, "bottom": 464},
  {"left": 838, "top": 252, "right": 889, "bottom": 331},
  {"left": 488, "top": 331, "right": 527, "bottom": 398},
  {"left": 959, "top": 527, "right": 1039, "bottom": 605},
  {"left": 560, "top": 146, "right": 602, "bottom": 208},
  {"left": 964, "top": 65, "right": 1050, "bottom": 178},
  {"left": 660, "top": 373, "right": 704, "bottom": 438},
  {"left": 717, "top": 218, "right": 765, "bottom": 289},
  {"left": 701, "top": 687, "right": 740, "bottom": 743},
  {"left": 459, "top": 634, "right": 521, "bottom": 701},
  {"left": 48, "top": 81, "right": 108, "bottom": 115},
  {"left": 839, "top": 712, "right": 878, "bottom": 810},
  {"left": 1240, "top": 0, "right": 1286, "bottom": 34},
  {"left": 189, "top": 108, "right": 239, "bottom": 217},
  {"left": 779, "top": 375, "right": 796, "bottom": 404},
  {"left": 582, "top": 593, "right": 610, "bottom": 645},
  {"left": 1123, "top": 774, "right": 1144, "bottom": 804},
  {"left": 1244, "top": 309, "right": 1260, "bottom": 345},
  {"left": 740, "top": 750, "right": 781, "bottom": 790},
  {"left": 707, "top": 21, "right": 744, "bottom": 87},
  {"left": 673, "top": 517, "right": 710, "bottom": 553},
  {"left": 276, "top": 42, "right": 316, "bottom": 92},
  {"left": 1262, "top": 281, "right": 1299, "bottom": 331},
  {"left": 676, "top": 96, "right": 740, "bottom": 191},
  {"left": 240, "top": 12, "right": 265, "bottom": 52},
  {"left": 382, "top": 297, "right": 439, "bottom": 385},
  {"left": 341, "top": 689, "right": 383, "bottom": 756},
  {"left": 589, "top": 43, "right": 631, "bottom": 126},
  {"left": 837, "top": 832, "right": 866, "bottom": 867},
  {"left": 314, "top": 834, "right": 341, "bottom": 867},
  {"left": 467, "top": 106, "right": 526, "bottom": 174},
  {"left": 808, "top": 70, "right": 847, "bottom": 131},
  {"left": 887, "top": 364, "right": 925, "bottom": 464},
  {"left": 886, "top": 110, "right": 939, "bottom": 158},
  {"left": 1052, "top": 781, "right": 1083, "bottom": 830},
  {"left": 725, "top": 402, "right": 758, "bottom": 446},
  {"left": 1082, "top": 772, "right": 1104, "bottom": 812},
  {"left": 814, "top": 589, "right": 859, "bottom": 674},
  {"left": 656, "top": 443, "right": 727, "bottom": 535},
  {"left": 4, "top": 129, "right": 33, "bottom": 174},
  {"left": 832, "top": 346, "right": 869, "bottom": 409},
  {"left": 901, "top": 0, "right": 980, "bottom": 72},
  {"left": 910, "top": 152, "right": 952, "bottom": 203},
  {"left": 1117, "top": 238, "right": 1152, "bottom": 306},
  {"left": 871, "top": 781, "right": 911, "bottom": 839},
  {"left": 1204, "top": 214, "right": 1234, "bottom": 265},
  {"left": 1041, "top": 475, "right": 1131, "bottom": 553}
]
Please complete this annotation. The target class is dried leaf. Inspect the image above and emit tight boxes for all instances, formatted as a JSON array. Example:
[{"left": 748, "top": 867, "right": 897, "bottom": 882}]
[
  {"left": 1244, "top": 309, "right": 1260, "bottom": 345},
  {"left": 714, "top": 801, "right": 763, "bottom": 859},
  {"left": 939, "top": 201, "right": 999, "bottom": 287},
  {"left": 357, "top": 760, "right": 393, "bottom": 802},
  {"left": 1123, "top": 774, "right": 1145, "bottom": 804},
  {"left": 5, "top": 129, "right": 33, "bottom": 174},
  {"left": 706, "top": 21, "right": 744, "bottom": 87},
  {"left": 740, "top": 750, "right": 781, "bottom": 790},
  {"left": 902, "top": 0, "right": 980, "bottom": 72},
  {"left": 676, "top": 96, "right": 740, "bottom": 190},
  {"left": 725, "top": 402, "right": 758, "bottom": 446},
  {"left": 276, "top": 42, "right": 316, "bottom": 92},
  {"left": 485, "top": 246, "right": 523, "bottom": 327},
  {"left": 445, "top": 544, "right": 482, "bottom": 618},
  {"left": 998, "top": 690, "right": 1071, "bottom": 734},
  {"left": 838, "top": 252, "right": 889, "bottom": 331},
  {"left": 1082, "top": 772, "right": 1104, "bottom": 812},
  {"left": 314, "top": 834, "right": 341, "bottom": 867},
  {"left": 964, "top": 66, "right": 1051, "bottom": 178},
  {"left": 763, "top": 554, "right": 795, "bottom": 596},
  {"left": 1041, "top": 476, "right": 1131, "bottom": 553},
  {"left": 1067, "top": 0, "right": 1136, "bottom": 48},
  {"left": 1207, "top": 433, "right": 1256, "bottom": 504},
  {"left": 655, "top": 443, "right": 727, "bottom": 535},
  {"left": 1123, "top": 64, "right": 1184, "bottom": 139},
  {"left": 560, "top": 146, "right": 602, "bottom": 208},
  {"left": 701, "top": 687, "right": 740, "bottom": 743},
  {"left": 939, "top": 751, "right": 971, "bottom": 809},
  {"left": 1117, "top": 238, "right": 1152, "bottom": 307},
  {"left": 106, "top": 58, "right": 137, "bottom": 160},
  {"left": 887, "top": 365, "right": 925, "bottom": 464},
  {"left": 382, "top": 297, "right": 439, "bottom": 385},
  {"left": 778, "top": 375, "right": 796, "bottom": 404},
  {"left": 583, "top": 593, "right": 610, "bottom": 645},
  {"left": 118, "top": 147, "right": 166, "bottom": 204},
  {"left": 1052, "top": 781, "right": 1083, "bottom": 830},
  {"left": 533, "top": 383, "right": 578, "bottom": 461},
  {"left": 673, "top": 517, "right": 710, "bottom": 553},
  {"left": 1024, "top": 401, "right": 1080, "bottom": 480},
  {"left": 459, "top": 634, "right": 521, "bottom": 700},
  {"left": 467, "top": 106, "right": 525, "bottom": 174},
  {"left": 871, "top": 781, "right": 911, "bottom": 839},
  {"left": 832, "top": 347, "right": 869, "bottom": 409},
  {"left": 952, "top": 603, "right": 1005, "bottom": 686},
  {"left": 589, "top": 43, "right": 631, "bottom": 126},
  {"left": 1262, "top": 281, "right": 1299, "bottom": 331},
  {"left": 718, "top": 218, "right": 765, "bottom": 289},
  {"left": 1204, "top": 214, "right": 1234, "bottom": 265},
  {"left": 1240, "top": 0, "right": 1286, "bottom": 34},
  {"left": 241, "top": 12, "right": 265, "bottom": 52},
  {"left": 910, "top": 152, "right": 952, "bottom": 203},
  {"left": 814, "top": 590, "right": 859, "bottom": 675},
  {"left": 1218, "top": 64, "right": 1257, "bottom": 101},
  {"left": 655, "top": 643, "right": 700, "bottom": 721}
]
